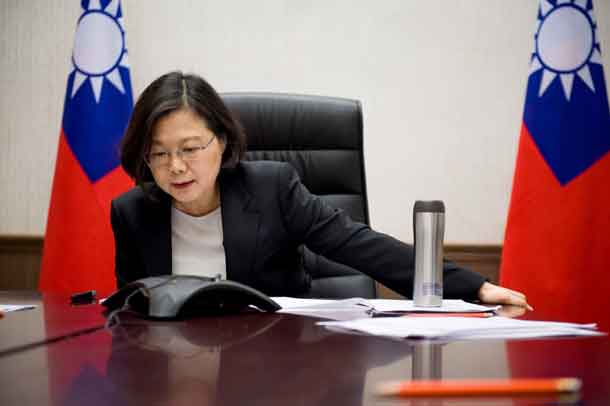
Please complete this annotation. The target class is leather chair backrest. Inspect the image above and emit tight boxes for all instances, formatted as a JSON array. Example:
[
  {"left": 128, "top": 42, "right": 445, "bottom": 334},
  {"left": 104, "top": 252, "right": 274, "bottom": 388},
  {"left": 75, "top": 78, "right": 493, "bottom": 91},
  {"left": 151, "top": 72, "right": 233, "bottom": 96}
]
[{"left": 221, "top": 93, "right": 376, "bottom": 299}]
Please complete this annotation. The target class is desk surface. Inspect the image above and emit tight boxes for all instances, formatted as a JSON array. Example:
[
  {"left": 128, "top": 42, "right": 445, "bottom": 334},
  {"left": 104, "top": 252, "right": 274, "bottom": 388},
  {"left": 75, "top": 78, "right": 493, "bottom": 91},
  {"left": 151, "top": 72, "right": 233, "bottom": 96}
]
[
  {"left": 1, "top": 292, "right": 608, "bottom": 405},
  {"left": 0, "top": 291, "right": 106, "bottom": 354}
]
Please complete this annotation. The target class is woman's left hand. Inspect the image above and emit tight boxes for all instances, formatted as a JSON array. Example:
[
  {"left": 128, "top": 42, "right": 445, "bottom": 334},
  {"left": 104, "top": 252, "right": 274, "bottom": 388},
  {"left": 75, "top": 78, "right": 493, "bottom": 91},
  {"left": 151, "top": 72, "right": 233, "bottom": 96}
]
[{"left": 477, "top": 282, "right": 533, "bottom": 311}]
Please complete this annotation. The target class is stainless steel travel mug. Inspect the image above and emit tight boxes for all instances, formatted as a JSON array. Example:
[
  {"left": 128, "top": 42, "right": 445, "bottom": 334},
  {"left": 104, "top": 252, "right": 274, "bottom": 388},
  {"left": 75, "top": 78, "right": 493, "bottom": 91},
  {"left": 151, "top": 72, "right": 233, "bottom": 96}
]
[{"left": 413, "top": 200, "right": 445, "bottom": 307}]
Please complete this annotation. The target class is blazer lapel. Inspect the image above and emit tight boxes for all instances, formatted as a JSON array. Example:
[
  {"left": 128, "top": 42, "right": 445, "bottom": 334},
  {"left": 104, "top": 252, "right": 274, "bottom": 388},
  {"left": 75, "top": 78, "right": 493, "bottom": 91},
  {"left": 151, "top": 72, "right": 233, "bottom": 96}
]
[
  {"left": 220, "top": 168, "right": 260, "bottom": 284},
  {"left": 143, "top": 195, "right": 172, "bottom": 278}
]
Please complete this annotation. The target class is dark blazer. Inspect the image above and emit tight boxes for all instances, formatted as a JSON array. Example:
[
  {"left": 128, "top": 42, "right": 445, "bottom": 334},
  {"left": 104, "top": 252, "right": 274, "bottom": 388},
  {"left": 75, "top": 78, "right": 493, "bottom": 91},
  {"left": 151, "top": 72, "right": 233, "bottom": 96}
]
[{"left": 111, "top": 161, "right": 485, "bottom": 298}]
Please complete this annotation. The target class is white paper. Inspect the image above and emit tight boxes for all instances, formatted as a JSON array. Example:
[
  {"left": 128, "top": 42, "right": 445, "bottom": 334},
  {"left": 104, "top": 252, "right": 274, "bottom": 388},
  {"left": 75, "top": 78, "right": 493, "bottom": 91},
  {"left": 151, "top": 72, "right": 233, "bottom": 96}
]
[
  {"left": 0, "top": 304, "right": 37, "bottom": 312},
  {"left": 270, "top": 297, "right": 497, "bottom": 321},
  {"left": 271, "top": 297, "right": 339, "bottom": 309},
  {"left": 368, "top": 299, "right": 498, "bottom": 313},
  {"left": 318, "top": 316, "right": 603, "bottom": 341},
  {"left": 272, "top": 297, "right": 372, "bottom": 321},
  {"left": 272, "top": 297, "right": 496, "bottom": 312}
]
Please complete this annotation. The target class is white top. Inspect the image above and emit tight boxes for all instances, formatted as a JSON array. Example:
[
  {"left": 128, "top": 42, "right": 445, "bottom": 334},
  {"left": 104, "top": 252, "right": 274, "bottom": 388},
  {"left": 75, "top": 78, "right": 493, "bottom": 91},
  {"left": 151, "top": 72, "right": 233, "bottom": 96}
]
[{"left": 171, "top": 205, "right": 227, "bottom": 280}]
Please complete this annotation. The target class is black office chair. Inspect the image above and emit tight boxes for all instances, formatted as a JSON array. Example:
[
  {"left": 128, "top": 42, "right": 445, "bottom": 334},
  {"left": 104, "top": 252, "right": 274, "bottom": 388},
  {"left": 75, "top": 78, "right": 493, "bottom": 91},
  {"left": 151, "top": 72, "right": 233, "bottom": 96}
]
[{"left": 221, "top": 93, "right": 377, "bottom": 299}]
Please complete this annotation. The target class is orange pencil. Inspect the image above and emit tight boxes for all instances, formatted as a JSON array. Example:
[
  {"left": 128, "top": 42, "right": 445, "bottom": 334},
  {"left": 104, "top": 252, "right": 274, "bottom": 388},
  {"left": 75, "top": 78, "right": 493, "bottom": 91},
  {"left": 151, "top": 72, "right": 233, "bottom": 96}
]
[
  {"left": 402, "top": 312, "right": 492, "bottom": 318},
  {"left": 377, "top": 378, "right": 582, "bottom": 397}
]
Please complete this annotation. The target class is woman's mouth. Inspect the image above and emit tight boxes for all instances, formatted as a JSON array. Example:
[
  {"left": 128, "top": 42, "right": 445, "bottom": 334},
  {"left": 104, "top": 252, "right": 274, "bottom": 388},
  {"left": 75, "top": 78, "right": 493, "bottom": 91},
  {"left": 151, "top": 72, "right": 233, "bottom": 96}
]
[{"left": 171, "top": 180, "right": 195, "bottom": 190}]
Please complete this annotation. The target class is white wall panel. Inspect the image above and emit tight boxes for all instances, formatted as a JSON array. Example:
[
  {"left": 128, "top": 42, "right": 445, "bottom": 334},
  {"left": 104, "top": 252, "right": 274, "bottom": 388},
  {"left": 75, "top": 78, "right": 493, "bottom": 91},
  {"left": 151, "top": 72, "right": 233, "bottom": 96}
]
[{"left": 2, "top": 0, "right": 609, "bottom": 245}]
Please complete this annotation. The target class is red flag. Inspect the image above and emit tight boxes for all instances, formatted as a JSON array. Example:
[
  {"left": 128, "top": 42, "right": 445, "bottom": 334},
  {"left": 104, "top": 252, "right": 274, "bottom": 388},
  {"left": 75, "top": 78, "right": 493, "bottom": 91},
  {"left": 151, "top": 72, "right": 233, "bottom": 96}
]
[
  {"left": 40, "top": 0, "right": 133, "bottom": 297},
  {"left": 501, "top": 0, "right": 610, "bottom": 332}
]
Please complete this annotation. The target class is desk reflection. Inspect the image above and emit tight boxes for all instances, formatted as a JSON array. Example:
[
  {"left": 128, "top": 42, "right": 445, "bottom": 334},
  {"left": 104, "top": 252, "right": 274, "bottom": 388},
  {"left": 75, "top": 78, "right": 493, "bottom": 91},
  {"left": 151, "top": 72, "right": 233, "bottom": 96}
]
[
  {"left": 2, "top": 297, "right": 607, "bottom": 406},
  {"left": 101, "top": 313, "right": 415, "bottom": 406},
  {"left": 412, "top": 343, "right": 442, "bottom": 380},
  {"left": 103, "top": 314, "right": 283, "bottom": 405}
]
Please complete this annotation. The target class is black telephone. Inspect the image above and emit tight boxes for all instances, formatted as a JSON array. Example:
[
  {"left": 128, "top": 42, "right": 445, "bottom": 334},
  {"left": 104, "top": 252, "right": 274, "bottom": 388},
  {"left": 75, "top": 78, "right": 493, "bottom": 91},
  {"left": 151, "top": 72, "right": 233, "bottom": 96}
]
[{"left": 103, "top": 275, "right": 281, "bottom": 319}]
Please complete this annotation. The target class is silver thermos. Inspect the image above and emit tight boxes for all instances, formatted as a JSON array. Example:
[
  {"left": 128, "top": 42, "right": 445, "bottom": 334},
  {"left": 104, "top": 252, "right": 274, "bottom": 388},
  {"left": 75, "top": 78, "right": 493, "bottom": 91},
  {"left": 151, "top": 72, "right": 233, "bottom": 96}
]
[{"left": 413, "top": 200, "right": 445, "bottom": 307}]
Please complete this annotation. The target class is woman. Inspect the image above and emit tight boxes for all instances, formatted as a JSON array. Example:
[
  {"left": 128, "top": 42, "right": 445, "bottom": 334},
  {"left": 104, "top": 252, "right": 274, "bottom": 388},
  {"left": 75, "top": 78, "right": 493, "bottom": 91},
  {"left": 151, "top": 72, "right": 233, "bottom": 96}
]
[{"left": 112, "top": 71, "right": 530, "bottom": 308}]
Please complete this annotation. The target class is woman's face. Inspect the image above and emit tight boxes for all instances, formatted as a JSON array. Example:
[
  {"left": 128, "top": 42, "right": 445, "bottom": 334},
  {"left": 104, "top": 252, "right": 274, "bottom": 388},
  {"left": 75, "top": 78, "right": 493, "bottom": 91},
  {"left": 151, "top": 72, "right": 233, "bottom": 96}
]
[{"left": 148, "top": 108, "right": 225, "bottom": 216}]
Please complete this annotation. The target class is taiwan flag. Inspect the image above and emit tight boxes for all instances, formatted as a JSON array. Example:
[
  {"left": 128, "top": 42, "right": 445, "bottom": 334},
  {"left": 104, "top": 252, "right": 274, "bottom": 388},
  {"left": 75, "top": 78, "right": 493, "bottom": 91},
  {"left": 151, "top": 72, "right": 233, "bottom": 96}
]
[
  {"left": 40, "top": 0, "right": 133, "bottom": 297},
  {"left": 501, "top": 0, "right": 610, "bottom": 332}
]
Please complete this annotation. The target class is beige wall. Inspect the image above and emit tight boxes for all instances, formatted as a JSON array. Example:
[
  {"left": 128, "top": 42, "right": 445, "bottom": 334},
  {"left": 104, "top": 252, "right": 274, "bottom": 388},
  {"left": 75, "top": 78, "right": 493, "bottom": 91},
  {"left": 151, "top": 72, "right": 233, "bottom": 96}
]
[{"left": 2, "top": 0, "right": 609, "bottom": 244}]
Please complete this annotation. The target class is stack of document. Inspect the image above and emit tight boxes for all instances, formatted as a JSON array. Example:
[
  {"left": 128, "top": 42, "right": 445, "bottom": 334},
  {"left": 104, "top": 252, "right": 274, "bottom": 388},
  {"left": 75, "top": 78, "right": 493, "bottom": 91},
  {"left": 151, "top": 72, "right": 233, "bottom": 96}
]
[
  {"left": 268, "top": 298, "right": 603, "bottom": 340},
  {"left": 366, "top": 299, "right": 498, "bottom": 314},
  {"left": 317, "top": 316, "right": 603, "bottom": 341},
  {"left": 272, "top": 297, "right": 372, "bottom": 320},
  {"left": 272, "top": 297, "right": 497, "bottom": 321}
]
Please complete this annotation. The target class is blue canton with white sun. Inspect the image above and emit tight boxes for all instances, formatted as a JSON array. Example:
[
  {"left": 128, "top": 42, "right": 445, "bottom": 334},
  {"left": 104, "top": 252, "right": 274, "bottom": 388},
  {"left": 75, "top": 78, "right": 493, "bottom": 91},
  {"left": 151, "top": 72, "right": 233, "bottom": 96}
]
[
  {"left": 525, "top": 0, "right": 610, "bottom": 186},
  {"left": 62, "top": 0, "right": 133, "bottom": 183}
]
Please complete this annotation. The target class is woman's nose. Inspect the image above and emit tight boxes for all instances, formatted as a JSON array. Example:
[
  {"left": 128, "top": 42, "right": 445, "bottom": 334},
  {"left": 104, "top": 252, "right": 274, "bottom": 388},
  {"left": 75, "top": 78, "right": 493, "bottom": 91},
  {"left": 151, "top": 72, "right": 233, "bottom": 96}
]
[{"left": 168, "top": 153, "right": 186, "bottom": 173}]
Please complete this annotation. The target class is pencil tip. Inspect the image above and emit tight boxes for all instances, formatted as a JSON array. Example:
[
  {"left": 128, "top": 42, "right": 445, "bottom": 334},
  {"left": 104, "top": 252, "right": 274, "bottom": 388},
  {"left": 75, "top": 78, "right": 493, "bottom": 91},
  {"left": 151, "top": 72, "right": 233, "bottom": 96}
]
[
  {"left": 558, "top": 378, "right": 582, "bottom": 392},
  {"left": 376, "top": 382, "right": 400, "bottom": 396}
]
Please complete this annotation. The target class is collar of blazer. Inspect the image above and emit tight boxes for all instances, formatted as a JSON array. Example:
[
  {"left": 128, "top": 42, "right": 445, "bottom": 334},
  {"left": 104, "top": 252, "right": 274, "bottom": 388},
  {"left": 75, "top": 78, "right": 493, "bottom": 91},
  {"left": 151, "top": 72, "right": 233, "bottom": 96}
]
[{"left": 219, "top": 165, "right": 260, "bottom": 284}]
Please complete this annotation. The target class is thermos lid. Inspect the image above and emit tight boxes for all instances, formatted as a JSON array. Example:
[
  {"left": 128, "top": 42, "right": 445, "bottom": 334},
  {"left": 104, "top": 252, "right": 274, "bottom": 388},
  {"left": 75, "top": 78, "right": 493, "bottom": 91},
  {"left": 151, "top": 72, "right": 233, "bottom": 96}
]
[{"left": 414, "top": 200, "right": 445, "bottom": 213}]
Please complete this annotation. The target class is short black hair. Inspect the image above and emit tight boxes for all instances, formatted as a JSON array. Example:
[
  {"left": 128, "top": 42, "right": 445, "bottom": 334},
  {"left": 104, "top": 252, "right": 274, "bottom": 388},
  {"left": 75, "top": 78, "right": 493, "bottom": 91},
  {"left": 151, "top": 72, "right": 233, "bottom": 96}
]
[{"left": 120, "top": 71, "right": 246, "bottom": 187}]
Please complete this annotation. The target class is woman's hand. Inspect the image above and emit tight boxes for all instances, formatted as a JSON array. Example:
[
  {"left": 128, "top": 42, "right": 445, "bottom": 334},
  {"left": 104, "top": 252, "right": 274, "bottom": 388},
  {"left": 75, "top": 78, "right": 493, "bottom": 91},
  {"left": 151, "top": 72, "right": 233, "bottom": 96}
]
[{"left": 477, "top": 282, "right": 533, "bottom": 311}]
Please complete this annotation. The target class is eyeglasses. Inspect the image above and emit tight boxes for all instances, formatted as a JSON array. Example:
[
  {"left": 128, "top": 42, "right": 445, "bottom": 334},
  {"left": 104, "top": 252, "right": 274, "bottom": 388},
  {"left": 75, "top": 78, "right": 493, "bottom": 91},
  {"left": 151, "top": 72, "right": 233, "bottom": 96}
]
[{"left": 145, "top": 136, "right": 215, "bottom": 168}]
